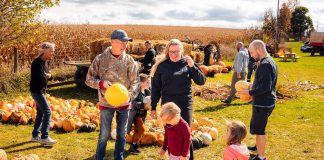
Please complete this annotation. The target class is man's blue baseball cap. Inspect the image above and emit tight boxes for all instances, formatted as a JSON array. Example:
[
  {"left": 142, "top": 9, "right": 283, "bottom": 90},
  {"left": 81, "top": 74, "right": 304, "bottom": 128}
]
[{"left": 110, "top": 29, "right": 133, "bottom": 42}]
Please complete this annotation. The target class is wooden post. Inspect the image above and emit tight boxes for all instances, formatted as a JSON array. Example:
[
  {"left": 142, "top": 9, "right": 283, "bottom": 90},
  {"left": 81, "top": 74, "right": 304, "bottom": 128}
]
[{"left": 14, "top": 47, "right": 18, "bottom": 73}]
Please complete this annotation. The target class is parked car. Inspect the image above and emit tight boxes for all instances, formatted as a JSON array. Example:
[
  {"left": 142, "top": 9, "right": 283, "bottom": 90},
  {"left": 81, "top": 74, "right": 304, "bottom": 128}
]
[{"left": 301, "top": 42, "right": 312, "bottom": 52}]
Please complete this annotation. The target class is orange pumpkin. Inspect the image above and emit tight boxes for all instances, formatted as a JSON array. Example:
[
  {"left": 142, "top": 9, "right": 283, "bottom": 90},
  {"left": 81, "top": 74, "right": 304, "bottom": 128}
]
[
  {"left": 2, "top": 112, "right": 12, "bottom": 122},
  {"left": 126, "top": 132, "right": 134, "bottom": 143},
  {"left": 198, "top": 118, "right": 214, "bottom": 127},
  {"left": 19, "top": 114, "right": 28, "bottom": 125},
  {"left": 221, "top": 67, "right": 229, "bottom": 73},
  {"left": 239, "top": 94, "right": 252, "bottom": 101},
  {"left": 140, "top": 132, "right": 157, "bottom": 145},
  {"left": 199, "top": 65, "right": 209, "bottom": 76},
  {"left": 62, "top": 117, "right": 76, "bottom": 132},
  {"left": 11, "top": 111, "right": 23, "bottom": 123},
  {"left": 156, "top": 133, "right": 164, "bottom": 146}
]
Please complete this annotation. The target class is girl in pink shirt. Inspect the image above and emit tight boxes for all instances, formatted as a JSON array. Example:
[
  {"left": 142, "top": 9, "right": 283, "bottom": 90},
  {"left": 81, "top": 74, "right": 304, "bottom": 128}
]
[
  {"left": 158, "top": 102, "right": 191, "bottom": 160},
  {"left": 223, "top": 121, "right": 250, "bottom": 160}
]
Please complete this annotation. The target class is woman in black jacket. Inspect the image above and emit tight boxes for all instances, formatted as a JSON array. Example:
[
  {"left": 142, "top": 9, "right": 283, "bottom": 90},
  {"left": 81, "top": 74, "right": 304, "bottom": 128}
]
[
  {"left": 30, "top": 42, "right": 57, "bottom": 146},
  {"left": 150, "top": 39, "right": 206, "bottom": 160}
]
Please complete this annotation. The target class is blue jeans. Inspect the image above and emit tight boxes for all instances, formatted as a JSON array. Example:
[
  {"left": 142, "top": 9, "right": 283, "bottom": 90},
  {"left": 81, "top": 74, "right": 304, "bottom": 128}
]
[
  {"left": 31, "top": 92, "right": 52, "bottom": 139},
  {"left": 96, "top": 108, "right": 129, "bottom": 160}
]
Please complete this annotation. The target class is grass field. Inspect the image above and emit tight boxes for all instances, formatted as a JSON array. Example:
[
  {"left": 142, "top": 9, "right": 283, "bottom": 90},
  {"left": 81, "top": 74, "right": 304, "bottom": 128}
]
[{"left": 0, "top": 42, "right": 323, "bottom": 160}]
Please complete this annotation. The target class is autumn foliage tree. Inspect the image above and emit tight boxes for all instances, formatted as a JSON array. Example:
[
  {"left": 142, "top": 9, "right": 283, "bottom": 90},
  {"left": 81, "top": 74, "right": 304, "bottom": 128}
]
[
  {"left": 0, "top": 0, "right": 59, "bottom": 46},
  {"left": 278, "top": 3, "right": 292, "bottom": 41}
]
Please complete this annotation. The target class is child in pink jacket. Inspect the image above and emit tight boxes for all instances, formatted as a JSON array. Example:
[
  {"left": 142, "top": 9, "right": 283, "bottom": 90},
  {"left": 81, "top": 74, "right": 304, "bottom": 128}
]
[{"left": 223, "top": 121, "right": 250, "bottom": 160}]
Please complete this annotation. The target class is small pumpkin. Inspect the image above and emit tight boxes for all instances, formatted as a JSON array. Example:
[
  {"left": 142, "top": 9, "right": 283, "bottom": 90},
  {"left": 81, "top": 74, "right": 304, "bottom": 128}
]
[
  {"left": 199, "top": 65, "right": 209, "bottom": 76},
  {"left": 11, "top": 111, "right": 23, "bottom": 123},
  {"left": 221, "top": 67, "right": 229, "bottom": 73},
  {"left": 19, "top": 114, "right": 28, "bottom": 125},
  {"left": 62, "top": 117, "right": 76, "bottom": 132},
  {"left": 140, "top": 132, "right": 157, "bottom": 145},
  {"left": 200, "top": 132, "right": 212, "bottom": 146},
  {"left": 0, "top": 149, "right": 7, "bottom": 160},
  {"left": 208, "top": 127, "right": 218, "bottom": 140}
]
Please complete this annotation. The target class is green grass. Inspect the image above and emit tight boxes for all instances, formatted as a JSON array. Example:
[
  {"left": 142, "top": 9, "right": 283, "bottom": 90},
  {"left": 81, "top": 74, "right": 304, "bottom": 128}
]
[{"left": 0, "top": 42, "right": 323, "bottom": 159}]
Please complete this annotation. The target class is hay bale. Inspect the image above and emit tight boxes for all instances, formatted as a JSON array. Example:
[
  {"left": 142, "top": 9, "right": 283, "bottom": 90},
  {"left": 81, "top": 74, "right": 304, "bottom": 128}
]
[
  {"left": 190, "top": 51, "right": 204, "bottom": 64},
  {"left": 89, "top": 38, "right": 111, "bottom": 61},
  {"left": 183, "top": 43, "right": 193, "bottom": 56},
  {"left": 154, "top": 43, "right": 167, "bottom": 55},
  {"left": 127, "top": 41, "right": 146, "bottom": 55}
]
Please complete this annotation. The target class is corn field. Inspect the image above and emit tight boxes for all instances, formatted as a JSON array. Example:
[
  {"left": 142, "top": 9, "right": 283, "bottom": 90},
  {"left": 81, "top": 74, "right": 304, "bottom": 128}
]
[{"left": 0, "top": 24, "right": 261, "bottom": 71}]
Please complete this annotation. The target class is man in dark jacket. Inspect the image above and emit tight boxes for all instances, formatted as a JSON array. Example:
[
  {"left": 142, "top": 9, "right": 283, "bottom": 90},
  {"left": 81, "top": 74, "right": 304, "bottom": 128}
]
[
  {"left": 30, "top": 42, "right": 57, "bottom": 146},
  {"left": 139, "top": 41, "right": 156, "bottom": 75},
  {"left": 239, "top": 40, "right": 278, "bottom": 160},
  {"left": 203, "top": 44, "right": 213, "bottom": 66}
]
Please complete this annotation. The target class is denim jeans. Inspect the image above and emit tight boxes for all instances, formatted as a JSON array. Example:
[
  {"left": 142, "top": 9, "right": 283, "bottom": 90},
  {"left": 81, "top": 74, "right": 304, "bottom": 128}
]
[
  {"left": 96, "top": 108, "right": 129, "bottom": 160},
  {"left": 31, "top": 92, "right": 52, "bottom": 139}
]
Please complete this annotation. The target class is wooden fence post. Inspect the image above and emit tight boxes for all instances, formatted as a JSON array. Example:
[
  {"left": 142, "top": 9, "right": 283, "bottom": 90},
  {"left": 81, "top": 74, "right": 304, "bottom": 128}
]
[{"left": 14, "top": 47, "right": 18, "bottom": 73}]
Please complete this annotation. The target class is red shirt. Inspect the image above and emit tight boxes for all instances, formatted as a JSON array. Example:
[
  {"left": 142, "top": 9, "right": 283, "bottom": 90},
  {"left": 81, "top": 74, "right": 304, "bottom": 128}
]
[{"left": 163, "top": 118, "right": 191, "bottom": 157}]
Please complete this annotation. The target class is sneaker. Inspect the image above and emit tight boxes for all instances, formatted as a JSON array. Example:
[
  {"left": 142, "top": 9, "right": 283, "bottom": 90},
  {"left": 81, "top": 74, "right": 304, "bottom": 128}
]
[
  {"left": 128, "top": 144, "right": 140, "bottom": 154},
  {"left": 40, "top": 137, "right": 57, "bottom": 146},
  {"left": 221, "top": 99, "right": 231, "bottom": 104},
  {"left": 248, "top": 145, "right": 257, "bottom": 152},
  {"left": 252, "top": 155, "right": 266, "bottom": 160},
  {"left": 31, "top": 136, "right": 40, "bottom": 143}
]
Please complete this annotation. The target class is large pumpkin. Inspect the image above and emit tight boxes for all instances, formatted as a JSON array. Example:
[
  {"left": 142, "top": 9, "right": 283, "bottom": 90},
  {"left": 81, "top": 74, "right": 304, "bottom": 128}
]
[
  {"left": 199, "top": 65, "right": 209, "bottom": 76},
  {"left": 235, "top": 80, "right": 250, "bottom": 91},
  {"left": 0, "top": 149, "right": 7, "bottom": 160},
  {"left": 140, "top": 132, "right": 157, "bottom": 145},
  {"left": 62, "top": 117, "right": 76, "bottom": 132},
  {"left": 105, "top": 83, "right": 129, "bottom": 107}
]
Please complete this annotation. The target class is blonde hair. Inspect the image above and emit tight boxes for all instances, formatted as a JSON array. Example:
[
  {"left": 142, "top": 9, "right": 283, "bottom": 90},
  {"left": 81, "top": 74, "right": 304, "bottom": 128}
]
[
  {"left": 226, "top": 121, "right": 247, "bottom": 145},
  {"left": 160, "top": 102, "right": 181, "bottom": 120},
  {"left": 249, "top": 40, "right": 267, "bottom": 55},
  {"left": 150, "top": 39, "right": 184, "bottom": 77},
  {"left": 37, "top": 42, "right": 55, "bottom": 57}
]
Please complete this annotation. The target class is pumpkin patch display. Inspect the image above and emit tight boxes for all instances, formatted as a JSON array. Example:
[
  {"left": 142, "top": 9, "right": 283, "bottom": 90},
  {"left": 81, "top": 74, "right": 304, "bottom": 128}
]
[{"left": 105, "top": 83, "right": 129, "bottom": 107}]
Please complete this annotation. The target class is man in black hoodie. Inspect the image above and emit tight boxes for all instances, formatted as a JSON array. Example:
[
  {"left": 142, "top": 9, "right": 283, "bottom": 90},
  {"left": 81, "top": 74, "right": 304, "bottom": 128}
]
[
  {"left": 239, "top": 40, "right": 278, "bottom": 160},
  {"left": 139, "top": 41, "right": 156, "bottom": 75}
]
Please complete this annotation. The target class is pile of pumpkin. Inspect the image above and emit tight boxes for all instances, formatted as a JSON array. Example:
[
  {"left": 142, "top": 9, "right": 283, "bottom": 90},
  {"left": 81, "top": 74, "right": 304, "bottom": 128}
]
[
  {"left": 199, "top": 61, "right": 233, "bottom": 77},
  {"left": 0, "top": 95, "right": 100, "bottom": 133},
  {"left": 117, "top": 114, "right": 218, "bottom": 150}
]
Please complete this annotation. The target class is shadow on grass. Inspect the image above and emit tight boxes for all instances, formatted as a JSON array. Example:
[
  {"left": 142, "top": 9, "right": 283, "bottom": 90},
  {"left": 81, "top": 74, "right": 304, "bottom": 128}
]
[
  {"left": 47, "top": 84, "right": 98, "bottom": 103},
  {"left": 1, "top": 141, "right": 53, "bottom": 154},
  {"left": 196, "top": 102, "right": 251, "bottom": 112}
]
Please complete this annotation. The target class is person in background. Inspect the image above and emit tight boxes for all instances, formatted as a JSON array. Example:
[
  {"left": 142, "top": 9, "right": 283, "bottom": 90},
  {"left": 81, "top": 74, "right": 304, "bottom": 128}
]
[
  {"left": 30, "top": 42, "right": 57, "bottom": 146},
  {"left": 222, "top": 42, "right": 249, "bottom": 104},
  {"left": 126, "top": 74, "right": 151, "bottom": 154},
  {"left": 139, "top": 41, "right": 156, "bottom": 75}
]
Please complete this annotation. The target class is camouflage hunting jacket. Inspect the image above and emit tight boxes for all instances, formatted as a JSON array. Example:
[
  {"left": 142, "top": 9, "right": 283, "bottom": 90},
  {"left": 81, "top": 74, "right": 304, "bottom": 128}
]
[{"left": 85, "top": 47, "right": 139, "bottom": 108}]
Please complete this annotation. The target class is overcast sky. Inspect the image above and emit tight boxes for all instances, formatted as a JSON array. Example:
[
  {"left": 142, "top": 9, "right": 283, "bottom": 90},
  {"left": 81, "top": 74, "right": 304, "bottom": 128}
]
[{"left": 40, "top": 0, "right": 324, "bottom": 31}]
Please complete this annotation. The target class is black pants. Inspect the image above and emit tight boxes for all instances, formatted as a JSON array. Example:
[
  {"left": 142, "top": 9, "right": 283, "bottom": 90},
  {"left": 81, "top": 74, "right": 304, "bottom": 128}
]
[{"left": 247, "top": 61, "right": 256, "bottom": 82}]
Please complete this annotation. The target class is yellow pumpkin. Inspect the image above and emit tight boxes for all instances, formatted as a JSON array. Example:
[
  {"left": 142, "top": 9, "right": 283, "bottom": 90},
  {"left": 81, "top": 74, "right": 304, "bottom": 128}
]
[
  {"left": 208, "top": 127, "right": 218, "bottom": 140},
  {"left": 62, "top": 117, "right": 76, "bottom": 132},
  {"left": 235, "top": 80, "right": 250, "bottom": 91},
  {"left": 105, "top": 83, "right": 129, "bottom": 107}
]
